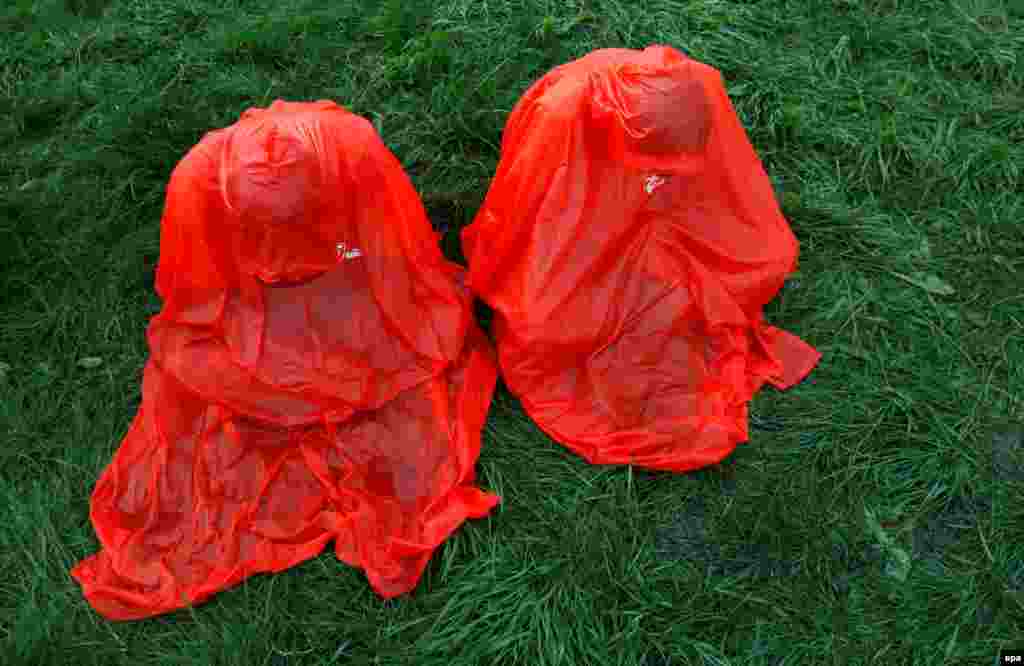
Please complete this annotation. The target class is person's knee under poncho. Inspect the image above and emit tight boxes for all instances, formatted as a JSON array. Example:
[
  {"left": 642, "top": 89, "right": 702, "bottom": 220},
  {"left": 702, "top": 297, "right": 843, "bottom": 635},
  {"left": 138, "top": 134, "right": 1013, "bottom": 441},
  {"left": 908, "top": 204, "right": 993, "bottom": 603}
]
[
  {"left": 72, "top": 100, "right": 499, "bottom": 621},
  {"left": 462, "top": 46, "right": 821, "bottom": 472}
]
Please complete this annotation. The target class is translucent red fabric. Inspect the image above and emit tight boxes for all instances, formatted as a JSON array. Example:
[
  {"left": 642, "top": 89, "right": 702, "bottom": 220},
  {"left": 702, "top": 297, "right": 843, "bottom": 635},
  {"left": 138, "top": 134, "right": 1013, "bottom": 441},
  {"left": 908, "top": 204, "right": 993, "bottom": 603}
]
[
  {"left": 462, "top": 46, "right": 821, "bottom": 472},
  {"left": 72, "top": 100, "right": 499, "bottom": 620}
]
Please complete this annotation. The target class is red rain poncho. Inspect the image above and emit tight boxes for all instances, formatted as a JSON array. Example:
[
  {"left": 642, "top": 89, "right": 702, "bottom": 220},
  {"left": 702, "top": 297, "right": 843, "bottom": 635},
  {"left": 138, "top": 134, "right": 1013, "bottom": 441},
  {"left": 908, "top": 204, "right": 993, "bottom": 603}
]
[
  {"left": 72, "top": 100, "right": 499, "bottom": 620},
  {"left": 462, "top": 47, "right": 820, "bottom": 472}
]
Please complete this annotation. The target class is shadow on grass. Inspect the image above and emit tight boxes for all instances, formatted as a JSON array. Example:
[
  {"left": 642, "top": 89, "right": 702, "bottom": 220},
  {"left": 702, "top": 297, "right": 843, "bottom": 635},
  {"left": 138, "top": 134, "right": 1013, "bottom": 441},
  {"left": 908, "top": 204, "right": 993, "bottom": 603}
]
[{"left": 654, "top": 425, "right": 1024, "bottom": 620}]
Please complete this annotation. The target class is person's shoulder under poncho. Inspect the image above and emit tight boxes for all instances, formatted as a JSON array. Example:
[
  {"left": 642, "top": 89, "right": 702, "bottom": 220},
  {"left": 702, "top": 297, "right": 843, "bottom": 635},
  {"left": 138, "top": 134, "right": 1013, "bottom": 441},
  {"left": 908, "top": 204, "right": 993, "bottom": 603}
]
[
  {"left": 462, "top": 46, "right": 821, "bottom": 472},
  {"left": 72, "top": 100, "right": 499, "bottom": 621}
]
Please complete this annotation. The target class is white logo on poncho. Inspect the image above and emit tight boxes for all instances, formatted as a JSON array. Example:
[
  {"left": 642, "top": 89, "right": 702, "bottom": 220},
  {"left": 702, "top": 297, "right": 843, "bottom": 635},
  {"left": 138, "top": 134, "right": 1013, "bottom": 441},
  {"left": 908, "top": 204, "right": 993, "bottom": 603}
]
[
  {"left": 336, "top": 243, "right": 363, "bottom": 260},
  {"left": 644, "top": 175, "right": 668, "bottom": 194}
]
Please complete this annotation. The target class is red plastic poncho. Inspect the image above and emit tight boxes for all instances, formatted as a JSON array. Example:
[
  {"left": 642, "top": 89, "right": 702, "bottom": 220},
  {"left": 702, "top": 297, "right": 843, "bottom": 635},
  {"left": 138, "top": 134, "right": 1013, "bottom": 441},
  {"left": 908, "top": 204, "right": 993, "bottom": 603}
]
[
  {"left": 462, "top": 46, "right": 821, "bottom": 472},
  {"left": 72, "top": 100, "right": 499, "bottom": 620}
]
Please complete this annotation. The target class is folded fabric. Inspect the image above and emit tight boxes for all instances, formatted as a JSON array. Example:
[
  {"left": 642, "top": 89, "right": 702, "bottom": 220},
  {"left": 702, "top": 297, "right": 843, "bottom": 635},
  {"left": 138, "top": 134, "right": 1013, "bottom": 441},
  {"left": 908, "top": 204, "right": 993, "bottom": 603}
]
[
  {"left": 72, "top": 100, "right": 499, "bottom": 620},
  {"left": 462, "top": 46, "right": 820, "bottom": 472}
]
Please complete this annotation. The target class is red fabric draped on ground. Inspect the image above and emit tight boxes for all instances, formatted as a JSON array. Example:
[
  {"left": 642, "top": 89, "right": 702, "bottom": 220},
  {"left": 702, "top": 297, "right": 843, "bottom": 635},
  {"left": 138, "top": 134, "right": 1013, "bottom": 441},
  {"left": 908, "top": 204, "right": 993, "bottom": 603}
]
[
  {"left": 72, "top": 100, "right": 499, "bottom": 620},
  {"left": 462, "top": 46, "right": 820, "bottom": 472}
]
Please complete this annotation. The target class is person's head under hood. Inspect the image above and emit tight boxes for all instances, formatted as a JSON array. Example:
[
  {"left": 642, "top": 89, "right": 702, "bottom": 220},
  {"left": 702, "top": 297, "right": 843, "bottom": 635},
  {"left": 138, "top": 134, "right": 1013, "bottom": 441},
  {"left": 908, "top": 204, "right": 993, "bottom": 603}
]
[
  {"left": 221, "top": 118, "right": 339, "bottom": 286},
  {"left": 583, "top": 49, "right": 714, "bottom": 172},
  {"left": 627, "top": 75, "right": 711, "bottom": 157}
]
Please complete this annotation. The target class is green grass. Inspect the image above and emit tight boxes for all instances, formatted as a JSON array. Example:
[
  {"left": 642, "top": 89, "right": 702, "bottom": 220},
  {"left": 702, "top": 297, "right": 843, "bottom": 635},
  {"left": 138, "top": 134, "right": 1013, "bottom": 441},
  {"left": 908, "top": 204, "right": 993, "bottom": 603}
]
[{"left": 1, "top": 0, "right": 1023, "bottom": 664}]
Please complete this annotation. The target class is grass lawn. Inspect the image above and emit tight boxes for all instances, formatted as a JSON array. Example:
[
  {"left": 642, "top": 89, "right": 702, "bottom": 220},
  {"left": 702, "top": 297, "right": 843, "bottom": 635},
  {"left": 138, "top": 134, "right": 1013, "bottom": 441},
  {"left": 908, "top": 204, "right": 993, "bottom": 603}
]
[{"left": 2, "top": 0, "right": 1023, "bottom": 663}]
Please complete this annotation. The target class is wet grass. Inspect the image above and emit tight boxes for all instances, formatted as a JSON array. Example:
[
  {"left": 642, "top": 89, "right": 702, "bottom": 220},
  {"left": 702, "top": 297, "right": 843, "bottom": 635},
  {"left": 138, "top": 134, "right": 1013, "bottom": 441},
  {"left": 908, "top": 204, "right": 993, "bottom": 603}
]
[{"left": 1, "top": 0, "right": 1022, "bottom": 664}]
